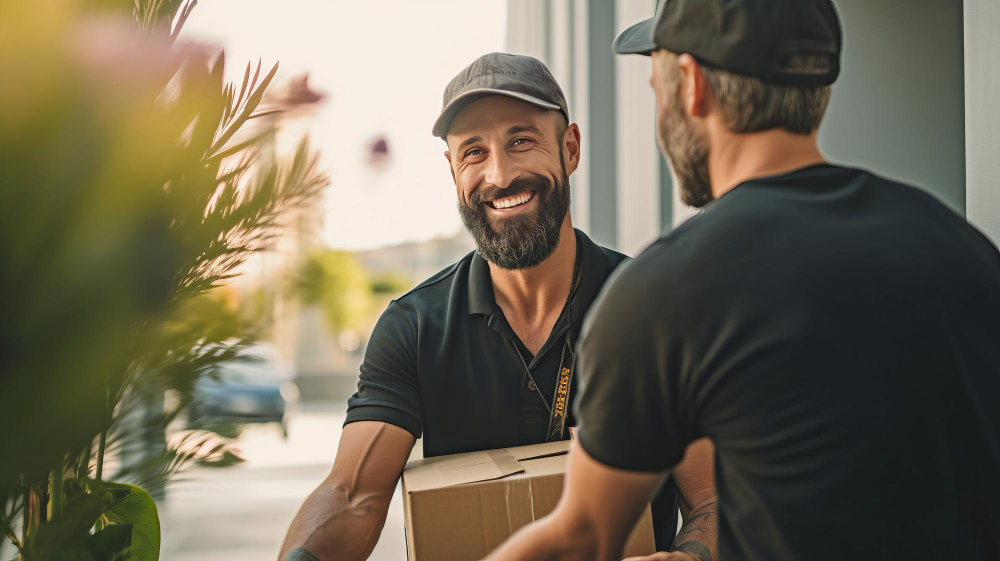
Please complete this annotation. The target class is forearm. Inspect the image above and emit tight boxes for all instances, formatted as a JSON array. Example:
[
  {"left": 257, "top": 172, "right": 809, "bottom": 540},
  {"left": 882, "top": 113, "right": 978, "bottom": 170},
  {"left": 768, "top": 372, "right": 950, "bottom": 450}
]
[
  {"left": 485, "top": 443, "right": 664, "bottom": 561},
  {"left": 278, "top": 480, "right": 390, "bottom": 561},
  {"left": 484, "top": 513, "right": 604, "bottom": 561},
  {"left": 671, "top": 498, "right": 717, "bottom": 561}
]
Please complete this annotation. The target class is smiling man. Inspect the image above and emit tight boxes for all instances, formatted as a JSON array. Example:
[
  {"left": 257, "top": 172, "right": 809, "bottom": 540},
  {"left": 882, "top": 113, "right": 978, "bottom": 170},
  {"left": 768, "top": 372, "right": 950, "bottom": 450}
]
[{"left": 277, "top": 53, "right": 717, "bottom": 561}]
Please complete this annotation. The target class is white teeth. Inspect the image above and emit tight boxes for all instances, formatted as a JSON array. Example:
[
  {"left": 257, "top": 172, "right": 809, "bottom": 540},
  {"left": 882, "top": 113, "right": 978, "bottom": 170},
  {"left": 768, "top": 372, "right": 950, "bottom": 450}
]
[{"left": 493, "top": 192, "right": 533, "bottom": 209}]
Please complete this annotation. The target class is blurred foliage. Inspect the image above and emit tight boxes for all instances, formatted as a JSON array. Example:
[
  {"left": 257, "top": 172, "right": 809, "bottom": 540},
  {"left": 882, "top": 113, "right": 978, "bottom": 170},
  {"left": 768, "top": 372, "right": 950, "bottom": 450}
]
[
  {"left": 0, "top": 0, "right": 328, "bottom": 559},
  {"left": 370, "top": 272, "right": 414, "bottom": 295},
  {"left": 240, "top": 287, "right": 278, "bottom": 336},
  {"left": 295, "top": 250, "right": 413, "bottom": 334},
  {"left": 296, "top": 250, "right": 374, "bottom": 332}
]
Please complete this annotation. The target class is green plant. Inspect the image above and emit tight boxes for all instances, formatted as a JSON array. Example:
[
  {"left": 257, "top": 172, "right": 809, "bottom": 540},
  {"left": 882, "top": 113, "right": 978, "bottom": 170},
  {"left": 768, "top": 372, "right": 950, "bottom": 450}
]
[
  {"left": 296, "top": 250, "right": 375, "bottom": 332},
  {"left": 0, "top": 0, "right": 328, "bottom": 559}
]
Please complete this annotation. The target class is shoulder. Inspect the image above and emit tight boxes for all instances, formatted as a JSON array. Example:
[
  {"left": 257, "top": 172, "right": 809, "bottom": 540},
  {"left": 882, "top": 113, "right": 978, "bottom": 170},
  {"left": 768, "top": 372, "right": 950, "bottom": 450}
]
[
  {"left": 834, "top": 167, "right": 999, "bottom": 255},
  {"left": 582, "top": 216, "right": 717, "bottom": 341},
  {"left": 581, "top": 235, "right": 681, "bottom": 344},
  {"left": 619, "top": 213, "right": 709, "bottom": 287},
  {"left": 599, "top": 244, "right": 629, "bottom": 270},
  {"left": 575, "top": 227, "right": 631, "bottom": 280},
  {"left": 368, "top": 253, "right": 475, "bottom": 347},
  {"left": 392, "top": 250, "right": 475, "bottom": 311},
  {"left": 372, "top": 250, "right": 477, "bottom": 339},
  {"left": 598, "top": 237, "right": 681, "bottom": 311}
]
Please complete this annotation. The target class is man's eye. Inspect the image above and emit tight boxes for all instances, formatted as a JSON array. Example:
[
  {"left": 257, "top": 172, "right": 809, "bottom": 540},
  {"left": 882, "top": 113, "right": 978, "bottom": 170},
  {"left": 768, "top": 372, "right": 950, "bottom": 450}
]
[
  {"left": 465, "top": 148, "right": 484, "bottom": 158},
  {"left": 511, "top": 138, "right": 531, "bottom": 148}
]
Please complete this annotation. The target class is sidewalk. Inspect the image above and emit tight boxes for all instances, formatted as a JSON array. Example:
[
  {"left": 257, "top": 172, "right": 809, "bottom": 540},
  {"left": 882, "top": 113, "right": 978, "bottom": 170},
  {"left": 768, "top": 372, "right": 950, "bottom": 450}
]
[{"left": 160, "top": 401, "right": 408, "bottom": 561}]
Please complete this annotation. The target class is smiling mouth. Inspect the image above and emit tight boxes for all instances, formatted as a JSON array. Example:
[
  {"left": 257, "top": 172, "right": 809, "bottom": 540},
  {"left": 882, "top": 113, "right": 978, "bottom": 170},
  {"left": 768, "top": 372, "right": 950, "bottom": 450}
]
[{"left": 487, "top": 191, "right": 535, "bottom": 210}]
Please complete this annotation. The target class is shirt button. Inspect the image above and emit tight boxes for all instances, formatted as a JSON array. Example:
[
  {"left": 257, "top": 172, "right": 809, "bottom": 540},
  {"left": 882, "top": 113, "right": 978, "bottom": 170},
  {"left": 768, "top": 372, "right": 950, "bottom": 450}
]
[{"left": 527, "top": 380, "right": 537, "bottom": 391}]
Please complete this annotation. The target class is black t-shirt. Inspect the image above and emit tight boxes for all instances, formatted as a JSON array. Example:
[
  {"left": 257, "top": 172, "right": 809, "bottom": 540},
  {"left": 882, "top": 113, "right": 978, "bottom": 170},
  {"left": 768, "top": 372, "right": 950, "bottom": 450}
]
[
  {"left": 576, "top": 164, "right": 1000, "bottom": 561},
  {"left": 345, "top": 229, "right": 680, "bottom": 548}
]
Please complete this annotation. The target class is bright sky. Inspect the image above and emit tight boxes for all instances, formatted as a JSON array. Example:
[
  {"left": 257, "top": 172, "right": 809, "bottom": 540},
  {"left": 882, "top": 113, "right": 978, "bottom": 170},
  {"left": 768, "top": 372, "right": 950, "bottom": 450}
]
[{"left": 182, "top": 0, "right": 508, "bottom": 250}]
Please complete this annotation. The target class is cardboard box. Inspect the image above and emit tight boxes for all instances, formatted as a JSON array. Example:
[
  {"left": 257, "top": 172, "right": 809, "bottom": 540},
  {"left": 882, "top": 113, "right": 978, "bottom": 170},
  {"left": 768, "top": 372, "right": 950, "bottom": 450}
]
[{"left": 401, "top": 440, "right": 656, "bottom": 560}]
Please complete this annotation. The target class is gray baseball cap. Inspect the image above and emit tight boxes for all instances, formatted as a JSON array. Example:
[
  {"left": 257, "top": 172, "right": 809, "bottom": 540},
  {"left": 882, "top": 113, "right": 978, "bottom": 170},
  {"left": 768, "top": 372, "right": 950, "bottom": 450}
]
[
  {"left": 432, "top": 53, "right": 569, "bottom": 139},
  {"left": 614, "top": 0, "right": 842, "bottom": 86}
]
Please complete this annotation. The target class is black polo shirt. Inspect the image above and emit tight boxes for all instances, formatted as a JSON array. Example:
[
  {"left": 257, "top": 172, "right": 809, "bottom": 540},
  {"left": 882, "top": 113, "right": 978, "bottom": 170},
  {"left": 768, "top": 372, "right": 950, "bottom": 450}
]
[
  {"left": 346, "top": 229, "right": 681, "bottom": 549},
  {"left": 346, "top": 229, "right": 626, "bottom": 455}
]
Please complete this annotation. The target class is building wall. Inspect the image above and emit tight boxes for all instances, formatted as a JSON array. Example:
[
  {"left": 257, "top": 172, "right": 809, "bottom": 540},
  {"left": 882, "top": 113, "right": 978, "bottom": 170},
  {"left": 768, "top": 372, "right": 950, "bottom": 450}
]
[
  {"left": 964, "top": 0, "right": 1000, "bottom": 244},
  {"left": 615, "top": 0, "right": 662, "bottom": 255},
  {"left": 822, "top": 0, "right": 966, "bottom": 214}
]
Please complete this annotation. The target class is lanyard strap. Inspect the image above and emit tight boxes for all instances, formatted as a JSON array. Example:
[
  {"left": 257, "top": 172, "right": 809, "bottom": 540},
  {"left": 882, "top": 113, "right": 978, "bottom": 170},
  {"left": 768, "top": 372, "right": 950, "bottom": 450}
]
[
  {"left": 512, "top": 328, "right": 577, "bottom": 442},
  {"left": 512, "top": 239, "right": 582, "bottom": 442},
  {"left": 546, "top": 331, "right": 576, "bottom": 442}
]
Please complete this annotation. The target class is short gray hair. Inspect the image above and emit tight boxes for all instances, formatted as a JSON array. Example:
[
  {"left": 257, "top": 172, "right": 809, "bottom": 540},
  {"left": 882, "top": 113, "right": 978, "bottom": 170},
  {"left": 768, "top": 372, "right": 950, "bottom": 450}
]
[
  {"left": 658, "top": 50, "right": 832, "bottom": 135},
  {"left": 701, "top": 65, "right": 832, "bottom": 135}
]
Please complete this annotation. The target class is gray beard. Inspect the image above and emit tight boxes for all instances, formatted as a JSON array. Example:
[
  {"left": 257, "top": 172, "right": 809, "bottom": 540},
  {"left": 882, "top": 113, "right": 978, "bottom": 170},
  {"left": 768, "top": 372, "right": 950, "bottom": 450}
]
[
  {"left": 657, "top": 96, "right": 712, "bottom": 208},
  {"left": 458, "top": 172, "right": 570, "bottom": 271}
]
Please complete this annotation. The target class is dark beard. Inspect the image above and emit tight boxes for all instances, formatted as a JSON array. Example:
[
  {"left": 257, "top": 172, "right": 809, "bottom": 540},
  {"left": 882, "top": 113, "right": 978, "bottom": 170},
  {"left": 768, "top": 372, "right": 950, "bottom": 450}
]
[
  {"left": 657, "top": 88, "right": 713, "bottom": 208},
  {"left": 458, "top": 163, "right": 570, "bottom": 271}
]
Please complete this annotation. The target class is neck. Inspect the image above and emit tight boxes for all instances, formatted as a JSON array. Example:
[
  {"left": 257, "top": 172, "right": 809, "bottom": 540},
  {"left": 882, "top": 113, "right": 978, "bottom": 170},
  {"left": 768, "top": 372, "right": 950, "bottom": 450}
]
[
  {"left": 489, "top": 217, "right": 577, "bottom": 324},
  {"left": 708, "top": 120, "right": 826, "bottom": 199}
]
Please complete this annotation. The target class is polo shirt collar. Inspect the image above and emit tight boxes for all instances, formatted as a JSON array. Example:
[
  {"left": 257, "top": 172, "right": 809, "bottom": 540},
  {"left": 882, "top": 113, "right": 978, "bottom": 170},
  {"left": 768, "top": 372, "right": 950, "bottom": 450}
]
[
  {"left": 467, "top": 228, "right": 613, "bottom": 324},
  {"left": 468, "top": 249, "right": 498, "bottom": 316}
]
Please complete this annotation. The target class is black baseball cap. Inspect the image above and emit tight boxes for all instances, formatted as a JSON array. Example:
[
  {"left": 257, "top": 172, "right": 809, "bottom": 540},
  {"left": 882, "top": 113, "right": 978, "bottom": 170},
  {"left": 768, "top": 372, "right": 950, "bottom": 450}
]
[
  {"left": 432, "top": 53, "right": 569, "bottom": 139},
  {"left": 614, "top": 0, "right": 842, "bottom": 86}
]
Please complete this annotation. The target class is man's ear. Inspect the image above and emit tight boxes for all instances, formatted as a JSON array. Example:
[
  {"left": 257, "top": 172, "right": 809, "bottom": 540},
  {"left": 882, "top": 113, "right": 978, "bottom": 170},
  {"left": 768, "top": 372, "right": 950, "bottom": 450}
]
[
  {"left": 677, "top": 54, "right": 709, "bottom": 118},
  {"left": 444, "top": 150, "right": 456, "bottom": 183},
  {"left": 562, "top": 123, "right": 582, "bottom": 176}
]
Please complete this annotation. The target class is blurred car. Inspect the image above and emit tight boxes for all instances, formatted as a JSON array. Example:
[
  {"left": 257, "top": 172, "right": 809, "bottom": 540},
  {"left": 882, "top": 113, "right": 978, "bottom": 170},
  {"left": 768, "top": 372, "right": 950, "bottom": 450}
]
[{"left": 189, "top": 343, "right": 300, "bottom": 437}]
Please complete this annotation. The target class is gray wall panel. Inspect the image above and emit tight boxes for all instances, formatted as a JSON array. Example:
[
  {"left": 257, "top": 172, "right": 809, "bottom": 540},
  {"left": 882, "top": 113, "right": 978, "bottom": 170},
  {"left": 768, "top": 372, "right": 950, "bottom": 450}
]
[
  {"left": 822, "top": 0, "right": 966, "bottom": 213},
  {"left": 586, "top": 0, "right": 618, "bottom": 248},
  {"left": 964, "top": 0, "right": 1000, "bottom": 244}
]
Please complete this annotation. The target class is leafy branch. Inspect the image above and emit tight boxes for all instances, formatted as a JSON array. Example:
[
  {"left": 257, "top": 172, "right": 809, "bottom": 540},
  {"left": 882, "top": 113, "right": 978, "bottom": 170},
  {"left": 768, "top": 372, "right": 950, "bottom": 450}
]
[{"left": 1, "top": 0, "right": 330, "bottom": 558}]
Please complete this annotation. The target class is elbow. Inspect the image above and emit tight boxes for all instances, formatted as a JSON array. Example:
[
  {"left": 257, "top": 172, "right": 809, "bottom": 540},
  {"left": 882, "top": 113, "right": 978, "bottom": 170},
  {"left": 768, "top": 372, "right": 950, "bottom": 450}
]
[
  {"left": 549, "top": 510, "right": 618, "bottom": 561},
  {"left": 324, "top": 476, "right": 392, "bottom": 521},
  {"left": 296, "top": 479, "right": 389, "bottom": 561}
]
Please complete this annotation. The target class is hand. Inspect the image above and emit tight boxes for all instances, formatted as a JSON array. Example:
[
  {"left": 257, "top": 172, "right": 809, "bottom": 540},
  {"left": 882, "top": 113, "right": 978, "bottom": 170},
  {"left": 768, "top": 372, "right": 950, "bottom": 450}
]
[{"left": 623, "top": 552, "right": 699, "bottom": 561}]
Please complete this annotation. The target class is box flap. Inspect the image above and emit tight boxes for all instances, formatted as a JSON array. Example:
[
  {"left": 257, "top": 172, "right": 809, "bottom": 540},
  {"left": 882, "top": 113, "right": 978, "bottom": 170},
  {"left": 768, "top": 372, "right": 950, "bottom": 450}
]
[
  {"left": 403, "top": 448, "right": 524, "bottom": 492},
  {"left": 518, "top": 453, "right": 569, "bottom": 478},
  {"left": 508, "top": 440, "right": 571, "bottom": 461}
]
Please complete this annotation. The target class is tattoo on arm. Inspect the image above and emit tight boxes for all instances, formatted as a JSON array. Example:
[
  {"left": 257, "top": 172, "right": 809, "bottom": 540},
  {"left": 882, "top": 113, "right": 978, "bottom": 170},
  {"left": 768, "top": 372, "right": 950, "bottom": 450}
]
[
  {"left": 675, "top": 540, "right": 713, "bottom": 561},
  {"left": 283, "top": 547, "right": 321, "bottom": 561},
  {"left": 671, "top": 499, "right": 717, "bottom": 561}
]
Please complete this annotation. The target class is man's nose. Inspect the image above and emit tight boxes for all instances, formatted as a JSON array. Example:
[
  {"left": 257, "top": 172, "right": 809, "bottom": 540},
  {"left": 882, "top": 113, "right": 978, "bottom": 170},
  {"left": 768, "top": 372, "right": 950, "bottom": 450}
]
[{"left": 483, "top": 151, "right": 521, "bottom": 189}]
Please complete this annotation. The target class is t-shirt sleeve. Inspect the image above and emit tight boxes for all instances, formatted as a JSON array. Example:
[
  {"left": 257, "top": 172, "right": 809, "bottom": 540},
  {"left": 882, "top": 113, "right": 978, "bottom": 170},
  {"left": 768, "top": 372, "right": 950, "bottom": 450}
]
[
  {"left": 574, "top": 265, "right": 695, "bottom": 472},
  {"left": 345, "top": 300, "right": 423, "bottom": 439}
]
